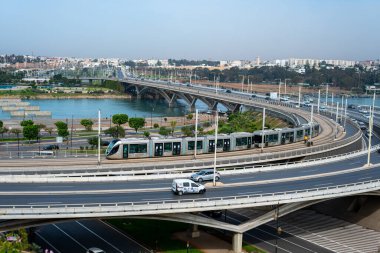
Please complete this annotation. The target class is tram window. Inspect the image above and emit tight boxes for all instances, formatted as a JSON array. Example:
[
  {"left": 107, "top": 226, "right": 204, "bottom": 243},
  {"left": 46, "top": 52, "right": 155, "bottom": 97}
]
[
  {"left": 253, "top": 135, "right": 262, "bottom": 143},
  {"left": 314, "top": 125, "right": 319, "bottom": 132},
  {"left": 188, "top": 141, "right": 195, "bottom": 150},
  {"left": 297, "top": 130, "right": 303, "bottom": 138},
  {"left": 305, "top": 129, "right": 310, "bottom": 135},
  {"left": 242, "top": 137, "right": 247, "bottom": 145},
  {"left": 129, "top": 144, "right": 147, "bottom": 153},
  {"left": 197, "top": 141, "right": 203, "bottom": 150},
  {"left": 164, "top": 143, "right": 172, "bottom": 152},
  {"left": 217, "top": 139, "right": 223, "bottom": 148},
  {"left": 285, "top": 132, "right": 290, "bottom": 139}
]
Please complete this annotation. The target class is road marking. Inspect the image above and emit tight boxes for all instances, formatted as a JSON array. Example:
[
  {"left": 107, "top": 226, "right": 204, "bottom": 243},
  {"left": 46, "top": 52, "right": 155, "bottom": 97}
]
[
  {"left": 28, "top": 202, "right": 62, "bottom": 205},
  {"left": 139, "top": 182, "right": 169, "bottom": 186},
  {"left": 350, "top": 161, "right": 363, "bottom": 165},
  {"left": 301, "top": 169, "right": 317, "bottom": 173},
  {"left": 52, "top": 224, "right": 88, "bottom": 250},
  {"left": 229, "top": 176, "right": 256, "bottom": 181},
  {"left": 76, "top": 221, "right": 124, "bottom": 253},
  {"left": 99, "top": 220, "right": 151, "bottom": 252},
  {"left": 228, "top": 211, "right": 323, "bottom": 253},
  {"left": 359, "top": 176, "right": 372, "bottom": 180},
  {"left": 142, "top": 197, "right": 172, "bottom": 201},
  {"left": 314, "top": 182, "right": 332, "bottom": 187},
  {"left": 37, "top": 186, "right": 74, "bottom": 188},
  {"left": 35, "top": 231, "right": 62, "bottom": 253},
  {"left": 237, "top": 191, "right": 262, "bottom": 195}
]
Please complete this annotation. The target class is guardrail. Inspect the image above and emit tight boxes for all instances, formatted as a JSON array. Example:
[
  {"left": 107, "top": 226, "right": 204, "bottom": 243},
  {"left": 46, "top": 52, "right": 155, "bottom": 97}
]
[{"left": 2, "top": 176, "right": 380, "bottom": 219}]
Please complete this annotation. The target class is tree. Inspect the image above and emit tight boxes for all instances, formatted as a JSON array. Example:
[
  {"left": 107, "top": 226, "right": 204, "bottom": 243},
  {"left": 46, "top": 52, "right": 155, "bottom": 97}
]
[
  {"left": 104, "top": 126, "right": 125, "bottom": 138},
  {"left": 143, "top": 131, "right": 150, "bottom": 138},
  {"left": 55, "top": 121, "right": 69, "bottom": 139},
  {"left": 170, "top": 120, "right": 177, "bottom": 135},
  {"left": 23, "top": 125, "right": 38, "bottom": 142},
  {"left": 45, "top": 127, "right": 53, "bottom": 136},
  {"left": 36, "top": 123, "right": 46, "bottom": 130},
  {"left": 112, "top": 114, "right": 129, "bottom": 126},
  {"left": 80, "top": 119, "right": 94, "bottom": 131},
  {"left": 153, "top": 123, "right": 159, "bottom": 128},
  {"left": 129, "top": 117, "right": 145, "bottom": 133},
  {"left": 181, "top": 126, "right": 194, "bottom": 137},
  {"left": 0, "top": 127, "right": 8, "bottom": 139},
  {"left": 10, "top": 128, "right": 21, "bottom": 136},
  {"left": 87, "top": 136, "right": 98, "bottom": 148},
  {"left": 20, "top": 119, "right": 34, "bottom": 127},
  {"left": 186, "top": 113, "right": 193, "bottom": 120},
  {"left": 0, "top": 120, "right": 3, "bottom": 128},
  {"left": 159, "top": 126, "right": 170, "bottom": 136}
]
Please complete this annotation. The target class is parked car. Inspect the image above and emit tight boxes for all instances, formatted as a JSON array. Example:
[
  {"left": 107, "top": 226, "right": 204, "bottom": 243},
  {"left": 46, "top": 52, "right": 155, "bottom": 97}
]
[
  {"left": 225, "top": 89, "right": 231, "bottom": 93},
  {"left": 42, "top": 144, "right": 59, "bottom": 150},
  {"left": 87, "top": 248, "right": 105, "bottom": 253},
  {"left": 190, "top": 169, "right": 220, "bottom": 182},
  {"left": 172, "top": 179, "right": 206, "bottom": 196}
]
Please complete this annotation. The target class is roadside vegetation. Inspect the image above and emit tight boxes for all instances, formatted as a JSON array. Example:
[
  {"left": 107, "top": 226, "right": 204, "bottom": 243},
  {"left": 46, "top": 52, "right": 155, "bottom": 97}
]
[{"left": 0, "top": 229, "right": 41, "bottom": 253}]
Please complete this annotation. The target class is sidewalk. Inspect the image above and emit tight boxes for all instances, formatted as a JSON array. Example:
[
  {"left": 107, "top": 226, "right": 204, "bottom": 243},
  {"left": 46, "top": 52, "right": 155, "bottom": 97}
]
[{"left": 173, "top": 230, "right": 235, "bottom": 253}]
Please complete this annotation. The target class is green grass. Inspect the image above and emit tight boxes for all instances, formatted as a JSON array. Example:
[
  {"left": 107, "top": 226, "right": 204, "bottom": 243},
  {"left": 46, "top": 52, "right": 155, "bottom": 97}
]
[
  {"left": 107, "top": 219, "right": 203, "bottom": 253},
  {"left": 243, "top": 243, "right": 267, "bottom": 253}
]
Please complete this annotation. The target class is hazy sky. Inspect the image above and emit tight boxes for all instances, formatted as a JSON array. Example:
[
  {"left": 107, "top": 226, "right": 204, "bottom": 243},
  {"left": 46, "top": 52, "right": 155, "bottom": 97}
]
[{"left": 0, "top": 0, "right": 379, "bottom": 60}]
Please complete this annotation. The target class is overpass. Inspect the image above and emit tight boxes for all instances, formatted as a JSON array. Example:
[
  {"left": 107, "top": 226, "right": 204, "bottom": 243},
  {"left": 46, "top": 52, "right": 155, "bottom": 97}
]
[{"left": 1, "top": 77, "right": 379, "bottom": 252}]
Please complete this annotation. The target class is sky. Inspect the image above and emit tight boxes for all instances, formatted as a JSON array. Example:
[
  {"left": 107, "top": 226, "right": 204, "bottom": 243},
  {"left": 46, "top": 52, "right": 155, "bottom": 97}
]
[{"left": 0, "top": 0, "right": 379, "bottom": 60}]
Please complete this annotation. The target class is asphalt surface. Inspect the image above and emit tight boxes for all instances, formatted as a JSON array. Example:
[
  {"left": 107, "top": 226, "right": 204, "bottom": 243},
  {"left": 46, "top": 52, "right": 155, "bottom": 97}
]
[{"left": 34, "top": 220, "right": 150, "bottom": 253}]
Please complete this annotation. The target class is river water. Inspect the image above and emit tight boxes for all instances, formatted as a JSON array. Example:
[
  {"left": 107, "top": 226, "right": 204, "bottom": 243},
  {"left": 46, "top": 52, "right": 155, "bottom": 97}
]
[{"left": 0, "top": 98, "right": 218, "bottom": 119}]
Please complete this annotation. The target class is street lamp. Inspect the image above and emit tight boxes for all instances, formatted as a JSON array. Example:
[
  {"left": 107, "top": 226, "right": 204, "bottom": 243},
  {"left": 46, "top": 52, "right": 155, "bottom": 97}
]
[
  {"left": 213, "top": 110, "right": 219, "bottom": 186},
  {"left": 367, "top": 92, "right": 376, "bottom": 167}
]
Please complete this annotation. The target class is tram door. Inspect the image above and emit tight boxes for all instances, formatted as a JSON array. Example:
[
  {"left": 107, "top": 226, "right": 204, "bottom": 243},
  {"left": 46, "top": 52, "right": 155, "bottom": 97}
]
[
  {"left": 123, "top": 145, "right": 128, "bottom": 159},
  {"left": 173, "top": 142, "right": 181, "bottom": 155},
  {"left": 155, "top": 143, "right": 163, "bottom": 156},
  {"left": 208, "top": 140, "right": 215, "bottom": 152},
  {"left": 247, "top": 137, "right": 252, "bottom": 148},
  {"left": 223, "top": 139, "right": 230, "bottom": 151},
  {"left": 281, "top": 133, "right": 286, "bottom": 144}
]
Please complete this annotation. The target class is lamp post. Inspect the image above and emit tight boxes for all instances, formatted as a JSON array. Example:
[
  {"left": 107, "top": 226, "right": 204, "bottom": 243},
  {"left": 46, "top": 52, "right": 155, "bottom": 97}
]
[
  {"left": 284, "top": 78, "right": 291, "bottom": 97},
  {"left": 97, "top": 109, "right": 101, "bottom": 166},
  {"left": 194, "top": 109, "right": 198, "bottom": 159},
  {"left": 367, "top": 92, "right": 376, "bottom": 167},
  {"left": 261, "top": 108, "right": 266, "bottom": 152},
  {"left": 213, "top": 110, "right": 219, "bottom": 186},
  {"left": 298, "top": 86, "right": 301, "bottom": 108}
]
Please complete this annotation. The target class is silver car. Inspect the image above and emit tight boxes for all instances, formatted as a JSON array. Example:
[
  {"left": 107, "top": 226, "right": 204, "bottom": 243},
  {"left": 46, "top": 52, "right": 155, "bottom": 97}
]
[{"left": 190, "top": 169, "right": 221, "bottom": 182}]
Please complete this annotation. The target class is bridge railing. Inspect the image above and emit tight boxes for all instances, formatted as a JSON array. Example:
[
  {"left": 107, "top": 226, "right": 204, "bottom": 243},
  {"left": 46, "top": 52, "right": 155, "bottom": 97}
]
[{"left": 1, "top": 177, "right": 380, "bottom": 218}]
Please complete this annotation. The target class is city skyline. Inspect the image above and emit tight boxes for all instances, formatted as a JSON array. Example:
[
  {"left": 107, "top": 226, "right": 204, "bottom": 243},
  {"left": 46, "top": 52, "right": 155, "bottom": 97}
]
[{"left": 0, "top": 0, "right": 380, "bottom": 60}]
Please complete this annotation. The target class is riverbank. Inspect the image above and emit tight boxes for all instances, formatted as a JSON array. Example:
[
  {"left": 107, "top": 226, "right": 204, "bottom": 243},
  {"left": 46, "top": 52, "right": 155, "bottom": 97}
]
[{"left": 0, "top": 93, "right": 132, "bottom": 99}]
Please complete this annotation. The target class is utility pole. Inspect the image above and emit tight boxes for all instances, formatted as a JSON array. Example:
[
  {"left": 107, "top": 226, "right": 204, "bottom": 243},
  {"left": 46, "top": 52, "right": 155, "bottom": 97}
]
[
  {"left": 213, "top": 111, "right": 219, "bottom": 186},
  {"left": 310, "top": 105, "right": 314, "bottom": 141},
  {"left": 317, "top": 90, "right": 321, "bottom": 114},
  {"left": 98, "top": 110, "right": 101, "bottom": 166},
  {"left": 367, "top": 92, "right": 376, "bottom": 167},
  {"left": 194, "top": 109, "right": 198, "bottom": 159},
  {"left": 261, "top": 108, "right": 266, "bottom": 152},
  {"left": 278, "top": 79, "right": 281, "bottom": 100},
  {"left": 325, "top": 84, "right": 329, "bottom": 105},
  {"left": 298, "top": 86, "right": 301, "bottom": 107},
  {"left": 344, "top": 97, "right": 348, "bottom": 131}
]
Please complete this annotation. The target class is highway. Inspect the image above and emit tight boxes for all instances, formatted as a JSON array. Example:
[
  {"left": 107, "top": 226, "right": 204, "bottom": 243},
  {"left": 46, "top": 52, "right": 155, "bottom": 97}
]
[
  {"left": 34, "top": 220, "right": 150, "bottom": 253},
  {"left": 0, "top": 148, "right": 379, "bottom": 207}
]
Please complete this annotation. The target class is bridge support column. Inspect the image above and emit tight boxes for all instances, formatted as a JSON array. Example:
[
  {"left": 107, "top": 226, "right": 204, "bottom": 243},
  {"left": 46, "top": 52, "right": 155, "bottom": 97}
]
[
  {"left": 232, "top": 232, "right": 243, "bottom": 253},
  {"left": 191, "top": 224, "right": 200, "bottom": 238}
]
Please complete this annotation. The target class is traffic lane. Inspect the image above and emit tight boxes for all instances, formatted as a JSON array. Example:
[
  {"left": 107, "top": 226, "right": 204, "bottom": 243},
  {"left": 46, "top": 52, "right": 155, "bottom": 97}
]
[
  {"left": 79, "top": 220, "right": 151, "bottom": 253},
  {"left": 2, "top": 149, "right": 379, "bottom": 193},
  {"left": 36, "top": 220, "right": 146, "bottom": 253},
  {"left": 1, "top": 166, "right": 380, "bottom": 206},
  {"left": 35, "top": 224, "right": 86, "bottom": 253},
  {"left": 225, "top": 211, "right": 333, "bottom": 253}
]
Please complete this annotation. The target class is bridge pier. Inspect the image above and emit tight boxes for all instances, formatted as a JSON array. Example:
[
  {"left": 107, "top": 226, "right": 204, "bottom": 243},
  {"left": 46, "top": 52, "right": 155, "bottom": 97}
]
[
  {"left": 190, "top": 224, "right": 200, "bottom": 238},
  {"left": 232, "top": 232, "right": 243, "bottom": 253}
]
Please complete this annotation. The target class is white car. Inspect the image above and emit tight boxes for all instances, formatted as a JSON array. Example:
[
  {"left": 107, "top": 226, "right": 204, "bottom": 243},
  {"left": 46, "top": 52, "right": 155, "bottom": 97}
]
[
  {"left": 87, "top": 248, "right": 105, "bottom": 253},
  {"left": 172, "top": 179, "right": 206, "bottom": 196}
]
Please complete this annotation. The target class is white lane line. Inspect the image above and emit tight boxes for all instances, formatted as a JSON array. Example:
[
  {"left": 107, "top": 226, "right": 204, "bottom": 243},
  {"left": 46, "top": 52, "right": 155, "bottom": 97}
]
[
  {"left": 237, "top": 191, "right": 262, "bottom": 195},
  {"left": 52, "top": 224, "right": 88, "bottom": 251},
  {"left": 314, "top": 183, "right": 333, "bottom": 187},
  {"left": 99, "top": 220, "right": 151, "bottom": 252},
  {"left": 76, "top": 221, "right": 123, "bottom": 253},
  {"left": 35, "top": 231, "right": 62, "bottom": 253},
  {"left": 350, "top": 161, "right": 363, "bottom": 165},
  {"left": 229, "top": 176, "right": 256, "bottom": 181},
  {"left": 229, "top": 211, "right": 325, "bottom": 253},
  {"left": 359, "top": 176, "right": 373, "bottom": 181},
  {"left": 28, "top": 202, "right": 62, "bottom": 205},
  {"left": 38, "top": 186, "right": 74, "bottom": 188},
  {"left": 139, "top": 182, "right": 169, "bottom": 186},
  {"left": 142, "top": 197, "right": 172, "bottom": 201}
]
